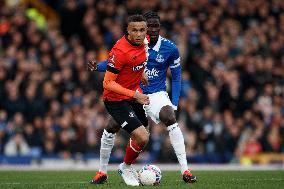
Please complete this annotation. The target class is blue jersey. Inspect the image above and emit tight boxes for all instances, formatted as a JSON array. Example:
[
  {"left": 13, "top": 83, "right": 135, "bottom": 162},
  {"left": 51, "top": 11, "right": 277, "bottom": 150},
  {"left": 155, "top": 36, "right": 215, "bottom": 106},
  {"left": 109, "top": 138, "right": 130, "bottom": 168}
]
[
  {"left": 142, "top": 36, "right": 180, "bottom": 96},
  {"left": 96, "top": 35, "right": 181, "bottom": 107}
]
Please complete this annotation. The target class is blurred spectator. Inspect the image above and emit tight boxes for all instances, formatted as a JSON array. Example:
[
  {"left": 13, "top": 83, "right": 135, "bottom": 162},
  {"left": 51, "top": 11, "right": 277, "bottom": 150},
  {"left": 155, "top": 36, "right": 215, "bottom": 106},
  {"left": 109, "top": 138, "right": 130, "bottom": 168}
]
[
  {"left": 4, "top": 133, "right": 30, "bottom": 156},
  {"left": 0, "top": 110, "right": 8, "bottom": 153}
]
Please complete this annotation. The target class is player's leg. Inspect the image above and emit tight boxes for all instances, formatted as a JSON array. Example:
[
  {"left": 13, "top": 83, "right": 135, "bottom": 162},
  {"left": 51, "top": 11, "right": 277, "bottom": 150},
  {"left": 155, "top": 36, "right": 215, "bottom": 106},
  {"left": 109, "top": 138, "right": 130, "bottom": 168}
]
[
  {"left": 159, "top": 105, "right": 197, "bottom": 183},
  {"left": 100, "top": 118, "right": 120, "bottom": 174},
  {"left": 145, "top": 91, "right": 196, "bottom": 183},
  {"left": 118, "top": 102, "right": 149, "bottom": 186},
  {"left": 123, "top": 101, "right": 149, "bottom": 165},
  {"left": 159, "top": 105, "right": 187, "bottom": 172},
  {"left": 104, "top": 101, "right": 149, "bottom": 186},
  {"left": 118, "top": 125, "right": 149, "bottom": 185},
  {"left": 116, "top": 102, "right": 150, "bottom": 184},
  {"left": 91, "top": 117, "right": 120, "bottom": 184}
]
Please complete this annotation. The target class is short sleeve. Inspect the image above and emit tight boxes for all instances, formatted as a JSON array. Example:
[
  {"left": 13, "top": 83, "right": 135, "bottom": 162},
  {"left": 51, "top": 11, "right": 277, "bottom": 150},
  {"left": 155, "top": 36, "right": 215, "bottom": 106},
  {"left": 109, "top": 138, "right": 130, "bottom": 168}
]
[{"left": 107, "top": 49, "right": 125, "bottom": 74}]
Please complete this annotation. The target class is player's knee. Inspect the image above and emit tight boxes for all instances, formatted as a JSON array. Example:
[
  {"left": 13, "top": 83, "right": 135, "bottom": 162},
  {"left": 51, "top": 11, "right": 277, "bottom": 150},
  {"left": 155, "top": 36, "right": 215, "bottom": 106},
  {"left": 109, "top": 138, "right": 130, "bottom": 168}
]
[
  {"left": 141, "top": 131, "right": 150, "bottom": 145},
  {"left": 132, "top": 128, "right": 149, "bottom": 148},
  {"left": 105, "top": 118, "right": 120, "bottom": 133},
  {"left": 159, "top": 105, "right": 176, "bottom": 126}
]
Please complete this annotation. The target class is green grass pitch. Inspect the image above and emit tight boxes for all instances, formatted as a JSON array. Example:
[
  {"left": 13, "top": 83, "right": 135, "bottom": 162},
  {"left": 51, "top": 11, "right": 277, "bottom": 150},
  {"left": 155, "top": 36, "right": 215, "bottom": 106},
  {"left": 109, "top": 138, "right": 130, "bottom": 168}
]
[{"left": 0, "top": 170, "right": 283, "bottom": 189}]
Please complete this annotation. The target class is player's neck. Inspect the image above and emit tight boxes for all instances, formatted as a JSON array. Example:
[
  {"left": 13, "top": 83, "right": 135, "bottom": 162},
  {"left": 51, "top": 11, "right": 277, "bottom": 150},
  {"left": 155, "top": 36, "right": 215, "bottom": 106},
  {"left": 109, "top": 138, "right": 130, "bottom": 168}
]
[
  {"left": 149, "top": 38, "right": 158, "bottom": 47},
  {"left": 125, "top": 35, "right": 141, "bottom": 46},
  {"left": 149, "top": 40, "right": 158, "bottom": 47}
]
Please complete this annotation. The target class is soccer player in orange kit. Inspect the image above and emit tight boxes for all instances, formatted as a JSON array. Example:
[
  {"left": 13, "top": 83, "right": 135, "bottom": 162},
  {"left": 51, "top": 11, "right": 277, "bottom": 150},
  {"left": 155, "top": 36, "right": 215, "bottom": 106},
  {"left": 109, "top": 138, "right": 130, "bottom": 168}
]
[{"left": 97, "top": 14, "right": 149, "bottom": 186}]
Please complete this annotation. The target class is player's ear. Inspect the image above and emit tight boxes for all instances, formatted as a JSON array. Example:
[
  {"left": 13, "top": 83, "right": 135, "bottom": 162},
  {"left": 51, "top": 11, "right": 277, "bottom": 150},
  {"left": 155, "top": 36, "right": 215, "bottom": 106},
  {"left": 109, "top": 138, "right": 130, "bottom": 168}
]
[{"left": 126, "top": 26, "right": 130, "bottom": 35}]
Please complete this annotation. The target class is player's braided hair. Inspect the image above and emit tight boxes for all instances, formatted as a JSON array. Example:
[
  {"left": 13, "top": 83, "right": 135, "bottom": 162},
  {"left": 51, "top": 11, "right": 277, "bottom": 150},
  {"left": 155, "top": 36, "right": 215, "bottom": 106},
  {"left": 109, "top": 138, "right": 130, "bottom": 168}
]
[{"left": 143, "top": 11, "right": 160, "bottom": 21}]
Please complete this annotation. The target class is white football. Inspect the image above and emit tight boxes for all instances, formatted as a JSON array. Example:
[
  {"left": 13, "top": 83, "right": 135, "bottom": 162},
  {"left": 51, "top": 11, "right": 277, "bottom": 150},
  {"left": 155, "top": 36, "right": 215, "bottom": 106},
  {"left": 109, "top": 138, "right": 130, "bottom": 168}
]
[{"left": 138, "top": 164, "right": 162, "bottom": 186}]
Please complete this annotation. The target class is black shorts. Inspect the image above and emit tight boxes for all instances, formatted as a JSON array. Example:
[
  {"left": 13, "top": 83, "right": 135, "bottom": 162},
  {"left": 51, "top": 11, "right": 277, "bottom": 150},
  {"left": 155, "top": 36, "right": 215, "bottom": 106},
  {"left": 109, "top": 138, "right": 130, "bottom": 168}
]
[{"left": 104, "top": 100, "right": 148, "bottom": 134}]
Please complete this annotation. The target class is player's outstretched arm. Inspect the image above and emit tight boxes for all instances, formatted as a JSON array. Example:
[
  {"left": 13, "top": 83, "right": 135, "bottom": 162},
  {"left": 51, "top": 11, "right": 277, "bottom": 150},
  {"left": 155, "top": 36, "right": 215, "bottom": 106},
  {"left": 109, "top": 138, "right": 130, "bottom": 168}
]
[{"left": 87, "top": 60, "right": 108, "bottom": 72}]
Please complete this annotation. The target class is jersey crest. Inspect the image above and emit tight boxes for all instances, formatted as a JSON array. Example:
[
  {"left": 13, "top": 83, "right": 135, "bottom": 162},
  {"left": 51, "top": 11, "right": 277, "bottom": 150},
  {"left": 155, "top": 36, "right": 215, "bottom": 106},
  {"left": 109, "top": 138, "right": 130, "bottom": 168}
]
[{"left": 155, "top": 54, "right": 165, "bottom": 63}]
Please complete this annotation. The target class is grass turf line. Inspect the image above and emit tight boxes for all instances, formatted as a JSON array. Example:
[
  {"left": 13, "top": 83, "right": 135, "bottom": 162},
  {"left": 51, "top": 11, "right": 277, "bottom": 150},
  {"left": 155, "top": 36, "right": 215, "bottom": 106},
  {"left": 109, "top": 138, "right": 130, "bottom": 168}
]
[{"left": 0, "top": 171, "right": 283, "bottom": 189}]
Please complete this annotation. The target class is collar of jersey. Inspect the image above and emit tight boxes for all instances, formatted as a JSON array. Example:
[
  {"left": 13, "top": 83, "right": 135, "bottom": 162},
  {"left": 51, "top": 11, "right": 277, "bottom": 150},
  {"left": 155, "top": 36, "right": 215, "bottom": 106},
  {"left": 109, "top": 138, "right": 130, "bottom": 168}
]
[{"left": 151, "top": 35, "right": 162, "bottom": 52}]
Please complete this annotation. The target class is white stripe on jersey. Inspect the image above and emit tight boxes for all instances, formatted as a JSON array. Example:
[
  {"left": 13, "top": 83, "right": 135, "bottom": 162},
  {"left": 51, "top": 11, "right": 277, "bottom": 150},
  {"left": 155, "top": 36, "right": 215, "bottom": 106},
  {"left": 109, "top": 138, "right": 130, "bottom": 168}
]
[
  {"left": 170, "top": 63, "right": 180, "bottom": 68},
  {"left": 174, "top": 57, "right": 180, "bottom": 64},
  {"left": 170, "top": 57, "right": 180, "bottom": 68}
]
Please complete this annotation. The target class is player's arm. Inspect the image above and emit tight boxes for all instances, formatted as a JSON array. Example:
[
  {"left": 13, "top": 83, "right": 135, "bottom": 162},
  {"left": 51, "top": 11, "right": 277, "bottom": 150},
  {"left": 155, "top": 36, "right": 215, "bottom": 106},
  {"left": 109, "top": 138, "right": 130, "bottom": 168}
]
[
  {"left": 103, "top": 71, "right": 149, "bottom": 104},
  {"left": 87, "top": 60, "right": 108, "bottom": 72},
  {"left": 169, "top": 47, "right": 181, "bottom": 110},
  {"left": 103, "top": 71, "right": 135, "bottom": 97},
  {"left": 103, "top": 51, "right": 135, "bottom": 97}
]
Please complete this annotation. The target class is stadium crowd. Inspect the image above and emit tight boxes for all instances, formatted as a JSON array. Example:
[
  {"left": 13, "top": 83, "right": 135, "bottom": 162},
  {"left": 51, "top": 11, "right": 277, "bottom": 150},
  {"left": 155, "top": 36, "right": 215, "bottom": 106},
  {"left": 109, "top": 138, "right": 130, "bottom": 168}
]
[{"left": 0, "top": 0, "right": 283, "bottom": 163}]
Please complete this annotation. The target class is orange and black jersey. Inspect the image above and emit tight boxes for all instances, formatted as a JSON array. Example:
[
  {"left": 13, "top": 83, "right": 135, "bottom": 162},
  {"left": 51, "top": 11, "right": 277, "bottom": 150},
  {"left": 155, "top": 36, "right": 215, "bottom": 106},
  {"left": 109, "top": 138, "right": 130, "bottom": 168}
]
[{"left": 103, "top": 35, "right": 149, "bottom": 101}]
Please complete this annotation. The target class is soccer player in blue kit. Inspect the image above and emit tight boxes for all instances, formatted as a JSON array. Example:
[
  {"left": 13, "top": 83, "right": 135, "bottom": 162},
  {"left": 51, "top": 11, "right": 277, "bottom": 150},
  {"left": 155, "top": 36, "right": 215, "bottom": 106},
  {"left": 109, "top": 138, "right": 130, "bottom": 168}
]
[{"left": 88, "top": 12, "right": 197, "bottom": 184}]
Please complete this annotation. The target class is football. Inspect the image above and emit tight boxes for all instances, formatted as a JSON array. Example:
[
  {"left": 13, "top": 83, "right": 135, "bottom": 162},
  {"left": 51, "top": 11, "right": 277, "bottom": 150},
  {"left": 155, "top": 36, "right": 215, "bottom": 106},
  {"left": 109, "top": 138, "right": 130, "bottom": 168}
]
[{"left": 138, "top": 164, "right": 162, "bottom": 186}]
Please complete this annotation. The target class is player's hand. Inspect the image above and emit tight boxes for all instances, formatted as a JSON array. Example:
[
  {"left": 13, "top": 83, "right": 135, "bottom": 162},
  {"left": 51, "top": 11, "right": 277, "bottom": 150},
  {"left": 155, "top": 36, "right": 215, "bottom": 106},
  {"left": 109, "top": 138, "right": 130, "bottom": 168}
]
[
  {"left": 134, "top": 91, "right": 150, "bottom": 105},
  {"left": 141, "top": 72, "right": 149, "bottom": 86},
  {"left": 87, "top": 60, "right": 98, "bottom": 72}
]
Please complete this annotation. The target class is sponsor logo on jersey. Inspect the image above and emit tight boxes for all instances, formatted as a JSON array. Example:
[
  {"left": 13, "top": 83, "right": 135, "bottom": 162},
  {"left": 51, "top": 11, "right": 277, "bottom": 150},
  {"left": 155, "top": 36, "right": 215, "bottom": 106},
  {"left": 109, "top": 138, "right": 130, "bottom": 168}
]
[
  {"left": 145, "top": 67, "right": 159, "bottom": 78},
  {"left": 133, "top": 62, "right": 146, "bottom": 71}
]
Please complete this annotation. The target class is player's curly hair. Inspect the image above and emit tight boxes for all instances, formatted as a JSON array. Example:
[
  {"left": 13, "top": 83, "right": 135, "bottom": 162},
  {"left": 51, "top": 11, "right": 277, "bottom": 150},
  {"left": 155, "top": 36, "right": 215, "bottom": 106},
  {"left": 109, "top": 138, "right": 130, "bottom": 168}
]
[
  {"left": 127, "top": 14, "right": 146, "bottom": 25},
  {"left": 143, "top": 11, "right": 160, "bottom": 21}
]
